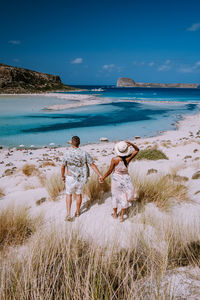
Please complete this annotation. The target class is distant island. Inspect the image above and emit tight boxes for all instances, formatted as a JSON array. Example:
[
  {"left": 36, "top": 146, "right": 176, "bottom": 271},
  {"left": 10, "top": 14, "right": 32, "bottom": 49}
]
[
  {"left": 117, "top": 77, "right": 200, "bottom": 88},
  {"left": 0, "top": 63, "right": 74, "bottom": 94}
]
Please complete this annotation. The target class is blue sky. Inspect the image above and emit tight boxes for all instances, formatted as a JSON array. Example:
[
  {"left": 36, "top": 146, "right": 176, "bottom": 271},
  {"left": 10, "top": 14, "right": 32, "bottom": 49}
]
[{"left": 0, "top": 0, "right": 200, "bottom": 85}]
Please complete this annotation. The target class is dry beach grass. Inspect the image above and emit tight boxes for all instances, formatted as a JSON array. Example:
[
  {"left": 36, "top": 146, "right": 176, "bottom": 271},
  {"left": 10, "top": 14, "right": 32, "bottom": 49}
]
[
  {"left": 1, "top": 209, "right": 200, "bottom": 299},
  {"left": 131, "top": 172, "right": 188, "bottom": 211},
  {"left": 1, "top": 112, "right": 200, "bottom": 298},
  {"left": 0, "top": 187, "right": 5, "bottom": 198},
  {"left": 0, "top": 168, "right": 199, "bottom": 298},
  {"left": 0, "top": 205, "right": 42, "bottom": 251},
  {"left": 46, "top": 172, "right": 65, "bottom": 200},
  {"left": 83, "top": 172, "right": 111, "bottom": 204}
]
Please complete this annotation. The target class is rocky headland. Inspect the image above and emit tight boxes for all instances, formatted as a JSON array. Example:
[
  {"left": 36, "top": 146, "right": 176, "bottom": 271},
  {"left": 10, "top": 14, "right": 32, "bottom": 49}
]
[
  {"left": 117, "top": 77, "right": 200, "bottom": 88},
  {"left": 0, "top": 63, "right": 74, "bottom": 94}
]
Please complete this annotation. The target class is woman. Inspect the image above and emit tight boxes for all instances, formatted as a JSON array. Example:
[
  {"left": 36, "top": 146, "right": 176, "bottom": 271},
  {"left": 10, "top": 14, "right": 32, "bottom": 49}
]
[{"left": 100, "top": 141, "right": 139, "bottom": 222}]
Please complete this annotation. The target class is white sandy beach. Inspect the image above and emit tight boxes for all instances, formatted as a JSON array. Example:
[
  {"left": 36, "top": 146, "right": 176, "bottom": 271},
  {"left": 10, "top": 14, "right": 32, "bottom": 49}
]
[
  {"left": 1, "top": 109, "right": 200, "bottom": 297},
  {"left": 1, "top": 112, "right": 200, "bottom": 240}
]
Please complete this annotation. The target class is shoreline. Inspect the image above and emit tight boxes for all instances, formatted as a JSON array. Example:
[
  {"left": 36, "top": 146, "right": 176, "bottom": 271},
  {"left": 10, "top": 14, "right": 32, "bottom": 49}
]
[
  {"left": 0, "top": 92, "right": 200, "bottom": 149},
  {"left": 1, "top": 105, "right": 200, "bottom": 250},
  {"left": 1, "top": 92, "right": 200, "bottom": 111},
  {"left": 0, "top": 110, "right": 200, "bottom": 150}
]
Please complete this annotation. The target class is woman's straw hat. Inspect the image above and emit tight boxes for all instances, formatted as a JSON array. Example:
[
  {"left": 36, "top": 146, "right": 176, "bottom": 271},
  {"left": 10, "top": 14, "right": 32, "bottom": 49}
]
[{"left": 114, "top": 141, "right": 133, "bottom": 157}]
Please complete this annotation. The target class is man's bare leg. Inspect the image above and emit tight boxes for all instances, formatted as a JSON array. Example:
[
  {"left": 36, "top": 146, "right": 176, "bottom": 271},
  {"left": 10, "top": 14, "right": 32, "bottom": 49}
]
[
  {"left": 112, "top": 208, "right": 118, "bottom": 219},
  {"left": 75, "top": 194, "right": 82, "bottom": 216},
  {"left": 66, "top": 194, "right": 72, "bottom": 217}
]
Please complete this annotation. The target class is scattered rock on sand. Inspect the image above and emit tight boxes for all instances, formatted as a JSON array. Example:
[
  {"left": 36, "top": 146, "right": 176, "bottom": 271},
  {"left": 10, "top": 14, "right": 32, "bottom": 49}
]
[
  {"left": 36, "top": 197, "right": 47, "bottom": 206},
  {"left": 100, "top": 137, "right": 109, "bottom": 142},
  {"left": 192, "top": 171, "right": 200, "bottom": 180},
  {"left": 194, "top": 190, "right": 200, "bottom": 195},
  {"left": 135, "top": 136, "right": 141, "bottom": 139},
  {"left": 6, "top": 162, "right": 14, "bottom": 167},
  {"left": 194, "top": 157, "right": 200, "bottom": 161},
  {"left": 4, "top": 169, "right": 14, "bottom": 176},
  {"left": 184, "top": 155, "right": 192, "bottom": 159},
  {"left": 147, "top": 168, "right": 158, "bottom": 175}
]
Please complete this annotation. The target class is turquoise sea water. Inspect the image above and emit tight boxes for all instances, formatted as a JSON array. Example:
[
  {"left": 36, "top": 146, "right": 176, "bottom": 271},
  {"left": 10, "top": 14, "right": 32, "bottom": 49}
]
[{"left": 0, "top": 87, "right": 200, "bottom": 147}]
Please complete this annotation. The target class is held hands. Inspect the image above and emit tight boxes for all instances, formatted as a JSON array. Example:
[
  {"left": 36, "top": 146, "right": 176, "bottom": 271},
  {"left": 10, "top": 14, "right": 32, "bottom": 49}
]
[{"left": 99, "top": 176, "right": 104, "bottom": 184}]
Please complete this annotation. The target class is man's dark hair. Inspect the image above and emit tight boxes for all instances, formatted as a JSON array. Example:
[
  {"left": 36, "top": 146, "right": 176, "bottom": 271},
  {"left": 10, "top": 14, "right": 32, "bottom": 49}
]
[{"left": 72, "top": 136, "right": 80, "bottom": 147}]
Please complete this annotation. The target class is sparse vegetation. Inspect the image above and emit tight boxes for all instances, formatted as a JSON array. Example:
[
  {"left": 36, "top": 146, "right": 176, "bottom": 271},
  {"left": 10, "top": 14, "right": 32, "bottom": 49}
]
[
  {"left": 192, "top": 171, "right": 200, "bottom": 180},
  {"left": 0, "top": 227, "right": 168, "bottom": 299},
  {"left": 46, "top": 173, "right": 65, "bottom": 200},
  {"left": 0, "top": 205, "right": 41, "bottom": 250},
  {"left": 40, "top": 161, "right": 56, "bottom": 168},
  {"left": 23, "top": 183, "right": 37, "bottom": 190},
  {"left": 134, "top": 148, "right": 168, "bottom": 161},
  {"left": 36, "top": 197, "right": 46, "bottom": 206},
  {"left": 1, "top": 217, "right": 200, "bottom": 299},
  {"left": 165, "top": 174, "right": 189, "bottom": 182},
  {"left": 22, "top": 164, "right": 38, "bottom": 176},
  {"left": 161, "top": 141, "right": 171, "bottom": 148},
  {"left": 147, "top": 168, "right": 158, "bottom": 175},
  {"left": 184, "top": 155, "right": 192, "bottom": 159},
  {"left": 131, "top": 173, "right": 188, "bottom": 210},
  {"left": 2, "top": 142, "right": 200, "bottom": 298},
  {"left": 83, "top": 173, "right": 110, "bottom": 204},
  {"left": 194, "top": 190, "right": 200, "bottom": 195},
  {"left": 37, "top": 173, "right": 47, "bottom": 187},
  {"left": 21, "top": 163, "right": 46, "bottom": 187},
  {"left": 3, "top": 169, "right": 14, "bottom": 176},
  {"left": 0, "top": 187, "right": 5, "bottom": 198}
]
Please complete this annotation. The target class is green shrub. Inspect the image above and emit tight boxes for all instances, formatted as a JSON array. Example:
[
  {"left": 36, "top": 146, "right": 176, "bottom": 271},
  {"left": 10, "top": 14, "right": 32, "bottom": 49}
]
[{"left": 134, "top": 149, "right": 168, "bottom": 160}]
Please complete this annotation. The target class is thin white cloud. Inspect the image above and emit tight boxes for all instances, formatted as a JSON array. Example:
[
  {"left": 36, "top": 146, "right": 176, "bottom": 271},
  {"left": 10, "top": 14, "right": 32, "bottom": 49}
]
[
  {"left": 8, "top": 40, "right": 21, "bottom": 45},
  {"left": 102, "top": 64, "right": 115, "bottom": 71},
  {"left": 158, "top": 65, "right": 171, "bottom": 71},
  {"left": 148, "top": 62, "right": 155, "bottom": 67},
  {"left": 71, "top": 58, "right": 83, "bottom": 64},
  {"left": 187, "top": 23, "right": 200, "bottom": 32},
  {"left": 133, "top": 61, "right": 146, "bottom": 66},
  {"left": 158, "top": 60, "right": 172, "bottom": 71},
  {"left": 179, "top": 61, "right": 200, "bottom": 73}
]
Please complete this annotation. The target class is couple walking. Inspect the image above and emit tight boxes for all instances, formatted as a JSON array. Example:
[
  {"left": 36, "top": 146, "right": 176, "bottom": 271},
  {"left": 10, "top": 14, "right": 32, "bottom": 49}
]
[{"left": 61, "top": 136, "right": 139, "bottom": 222}]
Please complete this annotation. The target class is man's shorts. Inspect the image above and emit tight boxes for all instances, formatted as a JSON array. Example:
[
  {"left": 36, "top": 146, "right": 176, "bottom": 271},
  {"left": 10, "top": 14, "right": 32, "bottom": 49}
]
[{"left": 65, "top": 175, "right": 84, "bottom": 195}]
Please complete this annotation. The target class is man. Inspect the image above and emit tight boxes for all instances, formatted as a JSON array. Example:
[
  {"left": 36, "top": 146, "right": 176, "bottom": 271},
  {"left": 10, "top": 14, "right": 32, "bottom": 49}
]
[{"left": 61, "top": 136, "right": 102, "bottom": 221}]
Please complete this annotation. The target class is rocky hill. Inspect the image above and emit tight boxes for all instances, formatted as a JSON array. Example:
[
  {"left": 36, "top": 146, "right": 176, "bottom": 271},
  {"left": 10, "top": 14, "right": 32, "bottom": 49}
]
[
  {"left": 117, "top": 77, "right": 199, "bottom": 88},
  {"left": 0, "top": 63, "right": 74, "bottom": 93}
]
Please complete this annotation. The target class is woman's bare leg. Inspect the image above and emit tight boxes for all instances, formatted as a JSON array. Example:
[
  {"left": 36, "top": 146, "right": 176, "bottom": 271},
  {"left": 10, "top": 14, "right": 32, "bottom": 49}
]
[{"left": 120, "top": 208, "right": 125, "bottom": 222}]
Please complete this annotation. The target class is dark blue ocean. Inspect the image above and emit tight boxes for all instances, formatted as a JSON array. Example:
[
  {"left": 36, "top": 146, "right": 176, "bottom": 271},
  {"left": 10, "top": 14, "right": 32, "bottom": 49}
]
[{"left": 0, "top": 86, "right": 200, "bottom": 147}]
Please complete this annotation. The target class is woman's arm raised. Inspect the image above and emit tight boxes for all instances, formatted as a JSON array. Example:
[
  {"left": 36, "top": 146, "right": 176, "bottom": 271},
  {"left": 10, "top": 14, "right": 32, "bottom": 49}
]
[{"left": 125, "top": 141, "right": 139, "bottom": 165}]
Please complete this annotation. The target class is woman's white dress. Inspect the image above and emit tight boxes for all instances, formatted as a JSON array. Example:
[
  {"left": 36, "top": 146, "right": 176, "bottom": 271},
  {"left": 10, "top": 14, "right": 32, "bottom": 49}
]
[{"left": 111, "top": 160, "right": 134, "bottom": 209}]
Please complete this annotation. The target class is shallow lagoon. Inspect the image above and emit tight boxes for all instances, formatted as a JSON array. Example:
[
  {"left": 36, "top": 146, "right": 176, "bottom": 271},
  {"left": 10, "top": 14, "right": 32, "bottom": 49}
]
[{"left": 0, "top": 88, "right": 200, "bottom": 147}]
